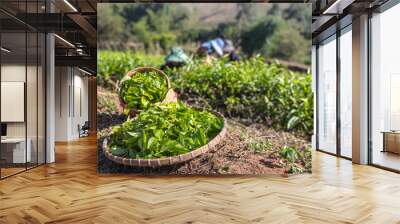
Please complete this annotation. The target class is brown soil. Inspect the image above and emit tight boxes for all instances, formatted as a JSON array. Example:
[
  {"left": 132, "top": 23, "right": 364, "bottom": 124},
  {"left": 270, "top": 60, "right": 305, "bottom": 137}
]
[
  {"left": 171, "top": 120, "right": 310, "bottom": 175},
  {"left": 97, "top": 86, "right": 123, "bottom": 114}
]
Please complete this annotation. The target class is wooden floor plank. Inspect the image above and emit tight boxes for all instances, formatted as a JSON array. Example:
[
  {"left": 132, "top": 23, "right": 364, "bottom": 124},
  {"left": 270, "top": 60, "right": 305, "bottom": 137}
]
[{"left": 0, "top": 135, "right": 400, "bottom": 223}]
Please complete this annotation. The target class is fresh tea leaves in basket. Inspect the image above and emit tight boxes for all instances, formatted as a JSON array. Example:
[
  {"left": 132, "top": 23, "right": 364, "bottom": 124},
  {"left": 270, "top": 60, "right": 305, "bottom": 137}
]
[
  {"left": 119, "top": 71, "right": 168, "bottom": 111},
  {"left": 108, "top": 101, "right": 224, "bottom": 159}
]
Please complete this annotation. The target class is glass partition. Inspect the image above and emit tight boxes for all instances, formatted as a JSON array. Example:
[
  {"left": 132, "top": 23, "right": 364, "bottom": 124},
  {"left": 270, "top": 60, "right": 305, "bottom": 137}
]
[
  {"left": 317, "top": 35, "right": 337, "bottom": 154},
  {"left": 370, "top": 4, "right": 400, "bottom": 171},
  {"left": 339, "top": 26, "right": 352, "bottom": 158},
  {"left": 0, "top": 1, "right": 46, "bottom": 179},
  {"left": 1, "top": 31, "right": 28, "bottom": 177}
]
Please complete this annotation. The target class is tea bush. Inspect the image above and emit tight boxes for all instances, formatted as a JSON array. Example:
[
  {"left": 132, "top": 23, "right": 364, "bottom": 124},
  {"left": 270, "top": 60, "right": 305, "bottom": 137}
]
[
  {"left": 98, "top": 51, "right": 163, "bottom": 89},
  {"left": 98, "top": 51, "right": 313, "bottom": 136},
  {"left": 169, "top": 56, "right": 313, "bottom": 136}
]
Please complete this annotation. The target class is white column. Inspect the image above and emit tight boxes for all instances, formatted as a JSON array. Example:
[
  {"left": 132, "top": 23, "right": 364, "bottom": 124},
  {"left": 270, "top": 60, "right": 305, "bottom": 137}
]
[
  {"left": 352, "top": 14, "right": 369, "bottom": 164},
  {"left": 45, "top": 0, "right": 56, "bottom": 163},
  {"left": 46, "top": 32, "right": 55, "bottom": 163},
  {"left": 312, "top": 45, "right": 317, "bottom": 150}
]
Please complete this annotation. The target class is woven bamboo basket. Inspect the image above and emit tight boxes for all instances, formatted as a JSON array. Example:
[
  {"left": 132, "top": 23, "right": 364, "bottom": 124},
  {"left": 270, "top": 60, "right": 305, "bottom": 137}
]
[
  {"left": 103, "top": 110, "right": 227, "bottom": 167},
  {"left": 118, "top": 67, "right": 177, "bottom": 112}
]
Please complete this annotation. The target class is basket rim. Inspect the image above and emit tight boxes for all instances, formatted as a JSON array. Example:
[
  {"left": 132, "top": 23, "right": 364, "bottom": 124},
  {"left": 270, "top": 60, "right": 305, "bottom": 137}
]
[
  {"left": 102, "top": 109, "right": 227, "bottom": 167},
  {"left": 118, "top": 66, "right": 171, "bottom": 107}
]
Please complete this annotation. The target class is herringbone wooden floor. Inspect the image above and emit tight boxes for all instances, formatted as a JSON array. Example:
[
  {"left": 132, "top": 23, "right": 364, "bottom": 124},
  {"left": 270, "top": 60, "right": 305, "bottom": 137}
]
[{"left": 1, "top": 135, "right": 400, "bottom": 224}]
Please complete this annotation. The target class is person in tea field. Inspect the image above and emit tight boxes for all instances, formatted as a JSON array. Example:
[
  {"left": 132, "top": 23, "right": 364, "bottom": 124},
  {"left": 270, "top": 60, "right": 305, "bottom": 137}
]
[
  {"left": 197, "top": 37, "right": 240, "bottom": 63},
  {"left": 222, "top": 39, "right": 240, "bottom": 61},
  {"left": 161, "top": 47, "right": 192, "bottom": 70}
]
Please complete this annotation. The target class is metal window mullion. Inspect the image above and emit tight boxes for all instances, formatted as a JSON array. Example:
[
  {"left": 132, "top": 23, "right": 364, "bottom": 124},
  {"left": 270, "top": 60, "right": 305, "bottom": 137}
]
[
  {"left": 316, "top": 44, "right": 320, "bottom": 151},
  {"left": 44, "top": 0, "right": 48, "bottom": 165},
  {"left": 336, "top": 28, "right": 341, "bottom": 157},
  {"left": 0, "top": 22, "right": 2, "bottom": 179},
  {"left": 36, "top": 0, "right": 39, "bottom": 167},
  {"left": 69, "top": 68, "right": 71, "bottom": 118},
  {"left": 367, "top": 11, "right": 373, "bottom": 165},
  {"left": 60, "top": 68, "right": 62, "bottom": 117},
  {"left": 25, "top": 0, "right": 28, "bottom": 171},
  {"left": 72, "top": 68, "right": 74, "bottom": 118},
  {"left": 44, "top": 33, "right": 47, "bottom": 164}
]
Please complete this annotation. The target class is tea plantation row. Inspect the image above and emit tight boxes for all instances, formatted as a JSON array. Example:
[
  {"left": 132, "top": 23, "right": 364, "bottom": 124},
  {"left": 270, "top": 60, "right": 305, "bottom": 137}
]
[{"left": 98, "top": 51, "right": 313, "bottom": 137}]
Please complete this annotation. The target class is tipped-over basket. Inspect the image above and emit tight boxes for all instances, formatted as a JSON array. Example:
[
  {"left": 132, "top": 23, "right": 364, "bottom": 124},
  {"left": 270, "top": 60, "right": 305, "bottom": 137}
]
[
  {"left": 103, "top": 110, "right": 227, "bottom": 167},
  {"left": 118, "top": 66, "right": 178, "bottom": 111}
]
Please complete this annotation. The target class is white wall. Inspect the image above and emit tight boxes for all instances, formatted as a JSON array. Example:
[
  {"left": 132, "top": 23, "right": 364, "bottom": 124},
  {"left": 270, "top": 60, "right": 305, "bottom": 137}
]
[
  {"left": 54, "top": 67, "right": 89, "bottom": 141},
  {"left": 72, "top": 73, "right": 89, "bottom": 138},
  {"left": 55, "top": 66, "right": 70, "bottom": 141}
]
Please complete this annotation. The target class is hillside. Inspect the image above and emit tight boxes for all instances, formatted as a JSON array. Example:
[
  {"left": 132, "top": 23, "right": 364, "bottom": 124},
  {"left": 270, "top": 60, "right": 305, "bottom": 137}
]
[{"left": 98, "top": 3, "right": 311, "bottom": 64}]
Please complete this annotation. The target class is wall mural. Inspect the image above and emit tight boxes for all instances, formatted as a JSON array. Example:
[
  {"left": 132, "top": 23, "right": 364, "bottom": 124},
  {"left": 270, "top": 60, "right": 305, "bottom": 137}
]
[{"left": 97, "top": 3, "right": 313, "bottom": 175}]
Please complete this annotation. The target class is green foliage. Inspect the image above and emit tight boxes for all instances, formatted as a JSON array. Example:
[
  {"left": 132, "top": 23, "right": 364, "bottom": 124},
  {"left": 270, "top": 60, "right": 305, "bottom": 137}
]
[
  {"left": 121, "top": 4, "right": 186, "bottom": 53},
  {"left": 281, "top": 4, "right": 312, "bottom": 39},
  {"left": 97, "top": 4, "right": 125, "bottom": 44},
  {"left": 248, "top": 139, "right": 273, "bottom": 153},
  {"left": 279, "top": 146, "right": 299, "bottom": 163},
  {"left": 97, "top": 51, "right": 163, "bottom": 89},
  {"left": 98, "top": 3, "right": 311, "bottom": 65},
  {"left": 98, "top": 52, "right": 313, "bottom": 135},
  {"left": 262, "top": 26, "right": 310, "bottom": 64},
  {"left": 288, "top": 163, "right": 304, "bottom": 174},
  {"left": 169, "top": 56, "right": 313, "bottom": 136},
  {"left": 108, "top": 102, "right": 224, "bottom": 159},
  {"left": 299, "top": 146, "right": 312, "bottom": 172},
  {"left": 119, "top": 71, "right": 168, "bottom": 111},
  {"left": 279, "top": 146, "right": 306, "bottom": 174},
  {"left": 240, "top": 16, "right": 284, "bottom": 56}
]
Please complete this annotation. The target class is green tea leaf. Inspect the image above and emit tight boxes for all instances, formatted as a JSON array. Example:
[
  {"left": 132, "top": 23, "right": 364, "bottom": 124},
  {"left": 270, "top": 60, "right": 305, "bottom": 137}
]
[
  {"left": 119, "top": 71, "right": 168, "bottom": 110},
  {"left": 109, "top": 102, "right": 224, "bottom": 159}
]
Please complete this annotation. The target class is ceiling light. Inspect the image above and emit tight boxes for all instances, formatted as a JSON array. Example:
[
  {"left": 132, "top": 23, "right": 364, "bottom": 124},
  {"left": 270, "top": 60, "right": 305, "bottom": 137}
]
[
  {"left": 323, "top": 0, "right": 354, "bottom": 15},
  {"left": 54, "top": 34, "right": 75, "bottom": 48},
  {"left": 63, "top": 0, "right": 78, "bottom": 12},
  {"left": 78, "top": 67, "right": 92, "bottom": 76},
  {"left": 76, "top": 48, "right": 87, "bottom": 56},
  {"left": 323, "top": 1, "right": 341, "bottom": 14},
  {"left": 1, "top": 47, "right": 11, "bottom": 53}
]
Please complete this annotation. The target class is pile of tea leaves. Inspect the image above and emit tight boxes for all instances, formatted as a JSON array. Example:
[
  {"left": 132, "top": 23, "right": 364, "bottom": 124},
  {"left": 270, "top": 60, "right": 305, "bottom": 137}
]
[
  {"left": 119, "top": 71, "right": 168, "bottom": 110},
  {"left": 108, "top": 102, "right": 224, "bottom": 159}
]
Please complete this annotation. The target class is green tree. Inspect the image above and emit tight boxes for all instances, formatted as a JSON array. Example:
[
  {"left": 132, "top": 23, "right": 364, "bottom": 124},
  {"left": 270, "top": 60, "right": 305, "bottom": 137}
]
[
  {"left": 131, "top": 19, "right": 152, "bottom": 50},
  {"left": 98, "top": 3, "right": 312, "bottom": 65},
  {"left": 240, "top": 16, "right": 285, "bottom": 56},
  {"left": 282, "top": 4, "right": 312, "bottom": 38},
  {"left": 262, "top": 26, "right": 310, "bottom": 64},
  {"left": 97, "top": 5, "right": 124, "bottom": 43}
]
